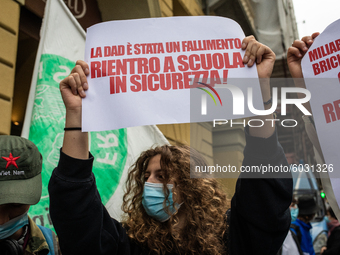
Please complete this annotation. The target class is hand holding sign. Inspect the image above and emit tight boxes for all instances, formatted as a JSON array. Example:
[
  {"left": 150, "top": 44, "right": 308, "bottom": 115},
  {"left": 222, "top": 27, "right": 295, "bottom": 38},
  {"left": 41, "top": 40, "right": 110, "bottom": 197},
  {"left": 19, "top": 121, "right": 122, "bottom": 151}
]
[
  {"left": 287, "top": 32, "right": 320, "bottom": 114},
  {"left": 299, "top": 18, "right": 340, "bottom": 220},
  {"left": 288, "top": 32, "right": 320, "bottom": 79},
  {"left": 83, "top": 17, "right": 268, "bottom": 131},
  {"left": 242, "top": 35, "right": 276, "bottom": 79}
]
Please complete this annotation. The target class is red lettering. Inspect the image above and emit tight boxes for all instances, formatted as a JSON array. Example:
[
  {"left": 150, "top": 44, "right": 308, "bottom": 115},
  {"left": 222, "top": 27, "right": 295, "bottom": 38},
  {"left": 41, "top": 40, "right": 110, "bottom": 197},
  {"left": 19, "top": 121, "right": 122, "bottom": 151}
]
[
  {"left": 309, "top": 49, "right": 319, "bottom": 62},
  {"left": 335, "top": 39, "right": 340, "bottom": 51},
  {"left": 173, "top": 42, "right": 180, "bottom": 52},
  {"left": 221, "top": 39, "right": 230, "bottom": 50},
  {"left": 226, "top": 39, "right": 234, "bottom": 49},
  {"left": 172, "top": 73, "right": 183, "bottom": 89},
  {"left": 110, "top": 76, "right": 126, "bottom": 94},
  {"left": 91, "top": 61, "right": 101, "bottom": 78},
  {"left": 166, "top": 42, "right": 180, "bottom": 53},
  {"left": 104, "top": 46, "right": 111, "bottom": 57},
  {"left": 110, "top": 76, "right": 115, "bottom": 94},
  {"left": 223, "top": 69, "right": 229, "bottom": 83},
  {"left": 206, "top": 40, "right": 216, "bottom": 50},
  {"left": 116, "top": 76, "right": 127, "bottom": 93},
  {"left": 127, "top": 59, "right": 137, "bottom": 74},
  {"left": 329, "top": 42, "right": 337, "bottom": 54},
  {"left": 334, "top": 99, "right": 340, "bottom": 120},
  {"left": 320, "top": 46, "right": 327, "bottom": 57},
  {"left": 117, "top": 45, "right": 125, "bottom": 56},
  {"left": 111, "top": 46, "right": 118, "bottom": 56},
  {"left": 233, "top": 52, "right": 244, "bottom": 68},
  {"left": 95, "top": 47, "right": 102, "bottom": 58},
  {"left": 134, "top": 44, "right": 141, "bottom": 55},
  {"left": 163, "top": 56, "right": 176, "bottom": 72},
  {"left": 216, "top": 39, "right": 222, "bottom": 50},
  {"left": 148, "top": 74, "right": 159, "bottom": 91},
  {"left": 201, "top": 54, "right": 212, "bottom": 70},
  {"left": 146, "top": 44, "right": 153, "bottom": 54},
  {"left": 325, "top": 44, "right": 331, "bottom": 55},
  {"left": 192, "top": 71, "right": 209, "bottom": 85},
  {"left": 159, "top": 73, "right": 172, "bottom": 90},
  {"left": 186, "top": 41, "right": 193, "bottom": 51},
  {"left": 319, "top": 60, "right": 328, "bottom": 73},
  {"left": 234, "top": 38, "right": 241, "bottom": 49},
  {"left": 212, "top": 53, "right": 224, "bottom": 69},
  {"left": 177, "top": 55, "right": 189, "bottom": 71},
  {"left": 116, "top": 59, "right": 127, "bottom": 75},
  {"left": 141, "top": 75, "right": 147, "bottom": 91},
  {"left": 330, "top": 56, "right": 338, "bottom": 69},
  {"left": 130, "top": 75, "right": 141, "bottom": 92},
  {"left": 102, "top": 60, "right": 107, "bottom": 77},
  {"left": 149, "top": 57, "right": 161, "bottom": 73},
  {"left": 181, "top": 41, "right": 188, "bottom": 52},
  {"left": 326, "top": 58, "right": 331, "bottom": 71},
  {"left": 323, "top": 103, "right": 336, "bottom": 123},
  {"left": 189, "top": 54, "right": 200, "bottom": 71},
  {"left": 210, "top": 70, "right": 221, "bottom": 86},
  {"left": 183, "top": 72, "right": 192, "bottom": 89},
  {"left": 224, "top": 53, "right": 232, "bottom": 68},
  {"left": 137, "top": 58, "right": 148, "bottom": 74},
  {"left": 312, "top": 63, "right": 320, "bottom": 75},
  {"left": 108, "top": 60, "right": 115, "bottom": 76}
]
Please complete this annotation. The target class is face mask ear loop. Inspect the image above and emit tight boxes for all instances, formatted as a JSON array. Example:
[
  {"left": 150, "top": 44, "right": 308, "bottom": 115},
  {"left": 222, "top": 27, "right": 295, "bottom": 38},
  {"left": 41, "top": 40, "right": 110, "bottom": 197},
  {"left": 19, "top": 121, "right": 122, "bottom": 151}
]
[{"left": 17, "top": 225, "right": 29, "bottom": 245}]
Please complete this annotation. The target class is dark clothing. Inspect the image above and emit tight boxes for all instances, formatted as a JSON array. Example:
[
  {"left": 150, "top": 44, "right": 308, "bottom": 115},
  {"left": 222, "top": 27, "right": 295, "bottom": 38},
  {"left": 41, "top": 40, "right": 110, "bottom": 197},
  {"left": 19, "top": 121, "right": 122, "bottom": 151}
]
[
  {"left": 323, "top": 226, "right": 340, "bottom": 255},
  {"left": 48, "top": 127, "right": 292, "bottom": 255}
]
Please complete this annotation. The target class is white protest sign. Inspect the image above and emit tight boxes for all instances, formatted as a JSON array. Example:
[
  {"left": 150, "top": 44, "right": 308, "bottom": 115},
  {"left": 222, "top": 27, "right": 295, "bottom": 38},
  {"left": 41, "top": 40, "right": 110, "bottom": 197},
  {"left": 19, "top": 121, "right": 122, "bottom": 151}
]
[
  {"left": 301, "top": 19, "right": 340, "bottom": 209},
  {"left": 83, "top": 16, "right": 263, "bottom": 132}
]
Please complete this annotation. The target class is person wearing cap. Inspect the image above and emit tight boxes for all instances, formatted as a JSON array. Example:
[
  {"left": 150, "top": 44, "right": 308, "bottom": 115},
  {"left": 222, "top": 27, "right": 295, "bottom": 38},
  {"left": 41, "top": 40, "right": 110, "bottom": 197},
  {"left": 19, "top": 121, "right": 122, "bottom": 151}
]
[
  {"left": 291, "top": 195, "right": 320, "bottom": 255},
  {"left": 0, "top": 135, "right": 60, "bottom": 255}
]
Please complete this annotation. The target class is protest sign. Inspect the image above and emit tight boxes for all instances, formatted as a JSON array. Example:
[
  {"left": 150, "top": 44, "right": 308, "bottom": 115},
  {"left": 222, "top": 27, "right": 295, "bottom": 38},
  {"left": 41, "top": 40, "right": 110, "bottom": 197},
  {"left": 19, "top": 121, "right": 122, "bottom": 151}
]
[
  {"left": 301, "top": 18, "right": 340, "bottom": 215},
  {"left": 22, "top": 0, "right": 168, "bottom": 230},
  {"left": 83, "top": 17, "right": 263, "bottom": 132}
]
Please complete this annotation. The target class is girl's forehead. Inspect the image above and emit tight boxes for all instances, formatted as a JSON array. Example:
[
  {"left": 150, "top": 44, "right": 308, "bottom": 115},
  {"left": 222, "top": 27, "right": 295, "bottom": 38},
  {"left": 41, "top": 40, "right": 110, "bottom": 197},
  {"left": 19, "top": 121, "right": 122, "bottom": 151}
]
[{"left": 146, "top": 154, "right": 161, "bottom": 172}]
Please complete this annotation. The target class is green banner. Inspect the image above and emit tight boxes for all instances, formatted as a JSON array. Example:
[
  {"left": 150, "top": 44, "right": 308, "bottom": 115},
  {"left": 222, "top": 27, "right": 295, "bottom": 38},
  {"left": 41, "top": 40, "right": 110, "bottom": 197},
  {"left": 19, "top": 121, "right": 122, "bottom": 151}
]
[{"left": 28, "top": 54, "right": 128, "bottom": 230}]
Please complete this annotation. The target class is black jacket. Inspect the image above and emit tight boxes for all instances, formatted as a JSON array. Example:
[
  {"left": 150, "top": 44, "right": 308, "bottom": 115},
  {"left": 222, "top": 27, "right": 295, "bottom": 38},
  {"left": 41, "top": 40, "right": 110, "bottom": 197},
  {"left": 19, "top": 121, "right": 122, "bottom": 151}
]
[
  {"left": 323, "top": 226, "right": 340, "bottom": 255},
  {"left": 48, "top": 127, "right": 292, "bottom": 255}
]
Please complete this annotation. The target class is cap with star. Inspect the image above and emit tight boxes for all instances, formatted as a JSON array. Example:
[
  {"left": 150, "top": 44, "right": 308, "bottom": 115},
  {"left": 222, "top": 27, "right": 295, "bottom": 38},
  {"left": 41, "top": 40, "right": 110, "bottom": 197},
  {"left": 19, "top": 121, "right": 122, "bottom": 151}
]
[{"left": 0, "top": 135, "right": 42, "bottom": 205}]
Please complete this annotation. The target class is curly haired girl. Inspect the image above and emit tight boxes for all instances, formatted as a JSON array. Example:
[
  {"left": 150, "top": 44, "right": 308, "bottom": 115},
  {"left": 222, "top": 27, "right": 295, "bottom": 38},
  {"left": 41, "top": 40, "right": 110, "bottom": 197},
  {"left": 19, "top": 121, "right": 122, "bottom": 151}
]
[{"left": 49, "top": 36, "right": 292, "bottom": 255}]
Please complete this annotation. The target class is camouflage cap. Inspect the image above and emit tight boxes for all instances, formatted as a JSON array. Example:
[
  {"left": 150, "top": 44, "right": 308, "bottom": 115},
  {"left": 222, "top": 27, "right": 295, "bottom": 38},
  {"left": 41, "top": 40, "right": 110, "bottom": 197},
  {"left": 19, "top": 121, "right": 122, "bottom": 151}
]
[{"left": 0, "top": 135, "right": 42, "bottom": 205}]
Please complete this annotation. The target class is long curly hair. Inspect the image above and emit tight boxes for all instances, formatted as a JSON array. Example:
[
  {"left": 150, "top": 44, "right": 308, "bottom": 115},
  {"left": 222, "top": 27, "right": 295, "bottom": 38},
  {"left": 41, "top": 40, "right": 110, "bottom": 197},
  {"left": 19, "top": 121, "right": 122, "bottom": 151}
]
[{"left": 122, "top": 145, "right": 228, "bottom": 255}]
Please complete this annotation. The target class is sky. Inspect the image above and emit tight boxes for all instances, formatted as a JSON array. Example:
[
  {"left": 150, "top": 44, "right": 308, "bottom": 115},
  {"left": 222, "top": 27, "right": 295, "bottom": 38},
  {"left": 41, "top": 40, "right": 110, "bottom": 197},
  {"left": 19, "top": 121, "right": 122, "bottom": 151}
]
[{"left": 292, "top": 0, "right": 340, "bottom": 38}]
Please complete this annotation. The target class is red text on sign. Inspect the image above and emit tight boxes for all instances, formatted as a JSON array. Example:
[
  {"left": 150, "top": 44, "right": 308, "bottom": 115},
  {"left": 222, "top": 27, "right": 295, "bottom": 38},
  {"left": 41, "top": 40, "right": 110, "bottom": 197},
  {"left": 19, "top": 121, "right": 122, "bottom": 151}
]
[{"left": 323, "top": 99, "right": 340, "bottom": 123}]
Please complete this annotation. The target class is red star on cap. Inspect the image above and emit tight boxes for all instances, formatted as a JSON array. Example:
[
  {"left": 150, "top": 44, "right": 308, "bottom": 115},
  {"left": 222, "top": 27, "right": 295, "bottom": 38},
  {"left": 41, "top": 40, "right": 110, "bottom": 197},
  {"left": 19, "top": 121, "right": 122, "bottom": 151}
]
[{"left": 2, "top": 153, "right": 20, "bottom": 169}]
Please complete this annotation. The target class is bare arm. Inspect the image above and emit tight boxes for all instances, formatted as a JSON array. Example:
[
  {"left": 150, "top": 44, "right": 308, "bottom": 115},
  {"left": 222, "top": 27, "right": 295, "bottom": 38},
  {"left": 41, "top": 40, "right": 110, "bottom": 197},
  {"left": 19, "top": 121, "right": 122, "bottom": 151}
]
[
  {"left": 287, "top": 32, "right": 320, "bottom": 114},
  {"left": 60, "top": 60, "right": 90, "bottom": 159},
  {"left": 241, "top": 36, "right": 276, "bottom": 138}
]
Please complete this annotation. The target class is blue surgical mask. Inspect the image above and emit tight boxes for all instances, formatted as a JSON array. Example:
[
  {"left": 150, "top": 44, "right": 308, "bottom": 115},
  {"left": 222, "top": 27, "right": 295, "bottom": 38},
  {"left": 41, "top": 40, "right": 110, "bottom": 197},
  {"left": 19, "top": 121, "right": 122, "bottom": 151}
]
[
  {"left": 142, "top": 182, "right": 182, "bottom": 222},
  {"left": 0, "top": 211, "right": 29, "bottom": 240},
  {"left": 290, "top": 207, "right": 299, "bottom": 222}
]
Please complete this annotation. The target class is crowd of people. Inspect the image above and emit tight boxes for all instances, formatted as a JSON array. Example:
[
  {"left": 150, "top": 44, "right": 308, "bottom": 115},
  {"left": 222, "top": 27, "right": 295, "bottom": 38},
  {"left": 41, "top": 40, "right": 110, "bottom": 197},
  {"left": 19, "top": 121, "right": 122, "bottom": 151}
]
[{"left": 0, "top": 27, "right": 339, "bottom": 255}]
